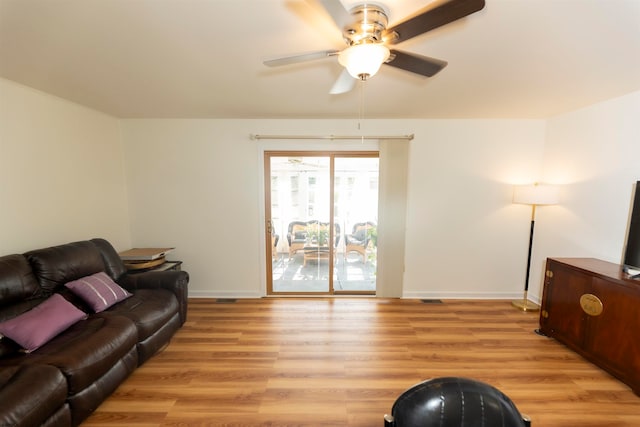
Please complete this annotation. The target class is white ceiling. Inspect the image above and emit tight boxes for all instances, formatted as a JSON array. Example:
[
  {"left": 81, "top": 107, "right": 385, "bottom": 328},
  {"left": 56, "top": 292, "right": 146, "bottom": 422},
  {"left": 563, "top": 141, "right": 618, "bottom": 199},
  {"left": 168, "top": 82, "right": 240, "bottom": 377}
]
[{"left": 1, "top": 0, "right": 639, "bottom": 119}]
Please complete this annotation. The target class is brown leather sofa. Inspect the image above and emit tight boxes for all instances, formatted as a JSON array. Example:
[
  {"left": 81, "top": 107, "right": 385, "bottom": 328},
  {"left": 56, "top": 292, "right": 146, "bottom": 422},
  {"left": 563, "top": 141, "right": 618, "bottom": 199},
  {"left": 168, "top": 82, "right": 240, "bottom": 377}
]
[{"left": 0, "top": 238, "right": 189, "bottom": 427}]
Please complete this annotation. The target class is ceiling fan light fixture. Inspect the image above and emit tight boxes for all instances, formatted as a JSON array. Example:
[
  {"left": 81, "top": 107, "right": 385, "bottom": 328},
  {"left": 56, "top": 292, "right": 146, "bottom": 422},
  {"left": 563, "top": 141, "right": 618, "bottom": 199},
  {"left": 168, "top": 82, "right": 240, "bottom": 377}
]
[{"left": 338, "top": 43, "right": 390, "bottom": 80}]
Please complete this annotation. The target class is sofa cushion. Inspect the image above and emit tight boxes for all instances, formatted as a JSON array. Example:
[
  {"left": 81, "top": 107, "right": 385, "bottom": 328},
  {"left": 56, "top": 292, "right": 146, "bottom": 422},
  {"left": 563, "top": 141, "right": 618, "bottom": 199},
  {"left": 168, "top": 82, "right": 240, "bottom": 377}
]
[
  {"left": 90, "top": 238, "right": 128, "bottom": 282},
  {"left": 26, "top": 314, "right": 138, "bottom": 394},
  {"left": 119, "top": 269, "right": 190, "bottom": 326},
  {"left": 25, "top": 241, "right": 105, "bottom": 294},
  {"left": 106, "top": 288, "right": 179, "bottom": 341},
  {"left": 0, "top": 254, "right": 42, "bottom": 307},
  {"left": 65, "top": 272, "right": 132, "bottom": 313},
  {"left": 0, "top": 336, "right": 21, "bottom": 359},
  {"left": 66, "top": 346, "right": 137, "bottom": 426},
  {"left": 0, "top": 294, "right": 87, "bottom": 352},
  {"left": 0, "top": 364, "right": 68, "bottom": 427}
]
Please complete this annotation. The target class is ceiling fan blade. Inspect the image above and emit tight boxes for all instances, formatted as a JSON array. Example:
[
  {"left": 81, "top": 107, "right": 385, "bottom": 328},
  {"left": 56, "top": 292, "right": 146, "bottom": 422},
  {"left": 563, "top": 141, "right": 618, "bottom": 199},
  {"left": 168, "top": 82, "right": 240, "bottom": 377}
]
[
  {"left": 384, "top": 0, "right": 486, "bottom": 45},
  {"left": 329, "top": 69, "right": 356, "bottom": 94},
  {"left": 264, "top": 50, "right": 339, "bottom": 67},
  {"left": 386, "top": 50, "right": 448, "bottom": 77},
  {"left": 317, "top": 0, "right": 352, "bottom": 30}
]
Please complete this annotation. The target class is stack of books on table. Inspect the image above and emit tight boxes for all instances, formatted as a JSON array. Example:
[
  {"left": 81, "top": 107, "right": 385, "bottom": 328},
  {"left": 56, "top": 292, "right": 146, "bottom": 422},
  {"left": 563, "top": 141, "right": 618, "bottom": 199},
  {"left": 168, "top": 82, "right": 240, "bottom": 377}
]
[{"left": 118, "top": 247, "right": 174, "bottom": 271}]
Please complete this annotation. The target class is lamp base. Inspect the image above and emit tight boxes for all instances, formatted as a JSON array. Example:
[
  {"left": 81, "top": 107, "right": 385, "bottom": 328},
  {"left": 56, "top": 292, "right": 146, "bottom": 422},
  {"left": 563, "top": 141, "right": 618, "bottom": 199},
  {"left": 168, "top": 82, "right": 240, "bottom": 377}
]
[{"left": 511, "top": 299, "right": 540, "bottom": 312}]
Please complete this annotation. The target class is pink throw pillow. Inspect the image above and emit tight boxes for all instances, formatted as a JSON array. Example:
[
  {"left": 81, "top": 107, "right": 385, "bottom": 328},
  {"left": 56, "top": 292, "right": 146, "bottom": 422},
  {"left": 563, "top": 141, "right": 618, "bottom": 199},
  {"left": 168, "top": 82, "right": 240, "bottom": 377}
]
[
  {"left": 65, "top": 272, "right": 132, "bottom": 313},
  {"left": 0, "top": 293, "right": 87, "bottom": 352}
]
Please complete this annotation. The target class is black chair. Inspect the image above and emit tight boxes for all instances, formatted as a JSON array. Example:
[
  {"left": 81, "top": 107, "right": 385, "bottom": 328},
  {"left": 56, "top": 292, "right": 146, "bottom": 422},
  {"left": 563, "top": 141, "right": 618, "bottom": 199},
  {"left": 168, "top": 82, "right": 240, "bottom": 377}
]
[{"left": 384, "top": 377, "right": 531, "bottom": 427}]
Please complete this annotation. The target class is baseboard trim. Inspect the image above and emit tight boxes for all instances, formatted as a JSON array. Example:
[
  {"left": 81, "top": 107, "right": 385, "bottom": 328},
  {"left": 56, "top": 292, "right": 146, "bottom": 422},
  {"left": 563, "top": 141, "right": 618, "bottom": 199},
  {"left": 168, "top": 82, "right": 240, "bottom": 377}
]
[
  {"left": 188, "top": 290, "right": 262, "bottom": 299},
  {"left": 188, "top": 290, "right": 539, "bottom": 304},
  {"left": 402, "top": 291, "right": 540, "bottom": 304}
]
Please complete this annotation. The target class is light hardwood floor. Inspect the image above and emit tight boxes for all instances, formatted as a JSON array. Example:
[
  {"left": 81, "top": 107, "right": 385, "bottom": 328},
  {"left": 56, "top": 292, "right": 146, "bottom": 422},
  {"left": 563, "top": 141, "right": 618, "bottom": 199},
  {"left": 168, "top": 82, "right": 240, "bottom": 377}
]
[{"left": 83, "top": 298, "right": 640, "bottom": 426}]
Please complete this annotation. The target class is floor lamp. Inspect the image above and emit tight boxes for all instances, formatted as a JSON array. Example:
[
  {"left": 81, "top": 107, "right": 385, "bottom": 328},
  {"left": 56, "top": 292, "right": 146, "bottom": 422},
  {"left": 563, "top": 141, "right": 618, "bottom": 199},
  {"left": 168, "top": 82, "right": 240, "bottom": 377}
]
[{"left": 512, "top": 183, "right": 559, "bottom": 312}]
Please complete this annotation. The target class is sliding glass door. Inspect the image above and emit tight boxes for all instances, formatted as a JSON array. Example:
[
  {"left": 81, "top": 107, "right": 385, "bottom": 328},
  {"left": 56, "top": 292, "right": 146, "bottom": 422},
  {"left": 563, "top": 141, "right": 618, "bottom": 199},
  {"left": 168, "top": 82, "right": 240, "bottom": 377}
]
[
  {"left": 333, "top": 156, "right": 379, "bottom": 292},
  {"left": 268, "top": 155, "right": 332, "bottom": 293},
  {"left": 265, "top": 152, "right": 378, "bottom": 295}
]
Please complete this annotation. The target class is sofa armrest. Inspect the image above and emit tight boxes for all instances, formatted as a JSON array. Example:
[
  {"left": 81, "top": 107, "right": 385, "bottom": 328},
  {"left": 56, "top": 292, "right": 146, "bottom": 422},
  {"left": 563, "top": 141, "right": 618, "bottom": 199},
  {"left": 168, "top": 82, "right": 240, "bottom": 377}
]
[{"left": 119, "top": 270, "right": 189, "bottom": 325}]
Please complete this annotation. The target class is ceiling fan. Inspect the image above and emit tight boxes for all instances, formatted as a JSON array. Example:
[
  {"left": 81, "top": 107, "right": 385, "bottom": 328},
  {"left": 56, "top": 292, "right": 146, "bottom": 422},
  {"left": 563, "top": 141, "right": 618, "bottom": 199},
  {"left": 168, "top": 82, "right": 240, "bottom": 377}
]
[{"left": 264, "top": 0, "right": 486, "bottom": 94}]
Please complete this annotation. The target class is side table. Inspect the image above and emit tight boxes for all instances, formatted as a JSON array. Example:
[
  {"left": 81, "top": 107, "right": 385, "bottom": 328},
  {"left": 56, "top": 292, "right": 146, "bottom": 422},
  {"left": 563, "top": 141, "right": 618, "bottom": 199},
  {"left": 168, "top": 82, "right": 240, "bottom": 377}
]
[{"left": 126, "top": 260, "right": 182, "bottom": 274}]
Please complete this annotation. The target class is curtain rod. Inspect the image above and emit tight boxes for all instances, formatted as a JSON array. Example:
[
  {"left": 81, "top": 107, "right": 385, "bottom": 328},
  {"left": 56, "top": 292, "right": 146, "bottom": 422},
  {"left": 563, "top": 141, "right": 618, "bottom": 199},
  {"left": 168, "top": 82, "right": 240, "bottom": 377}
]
[{"left": 250, "top": 134, "right": 414, "bottom": 141}]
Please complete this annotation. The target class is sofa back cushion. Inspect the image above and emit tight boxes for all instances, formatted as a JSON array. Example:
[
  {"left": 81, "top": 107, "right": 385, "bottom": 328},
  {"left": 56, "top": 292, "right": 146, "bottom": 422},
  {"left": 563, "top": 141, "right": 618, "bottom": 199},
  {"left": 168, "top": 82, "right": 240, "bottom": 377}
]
[
  {"left": 25, "top": 241, "right": 105, "bottom": 295},
  {"left": 0, "top": 255, "right": 46, "bottom": 358},
  {"left": 0, "top": 254, "right": 41, "bottom": 308},
  {"left": 90, "top": 238, "right": 128, "bottom": 281}
]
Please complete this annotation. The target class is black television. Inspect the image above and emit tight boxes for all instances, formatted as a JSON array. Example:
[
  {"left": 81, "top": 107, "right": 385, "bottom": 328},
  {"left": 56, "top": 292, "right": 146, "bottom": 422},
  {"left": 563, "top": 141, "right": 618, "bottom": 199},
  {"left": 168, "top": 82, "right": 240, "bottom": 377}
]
[{"left": 623, "top": 181, "right": 640, "bottom": 278}]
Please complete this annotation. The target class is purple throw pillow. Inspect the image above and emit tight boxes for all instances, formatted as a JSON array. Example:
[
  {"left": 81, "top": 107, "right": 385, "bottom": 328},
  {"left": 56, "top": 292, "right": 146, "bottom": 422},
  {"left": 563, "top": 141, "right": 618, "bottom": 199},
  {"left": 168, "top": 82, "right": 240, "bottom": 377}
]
[
  {"left": 65, "top": 272, "right": 132, "bottom": 313},
  {"left": 0, "top": 293, "right": 87, "bottom": 352}
]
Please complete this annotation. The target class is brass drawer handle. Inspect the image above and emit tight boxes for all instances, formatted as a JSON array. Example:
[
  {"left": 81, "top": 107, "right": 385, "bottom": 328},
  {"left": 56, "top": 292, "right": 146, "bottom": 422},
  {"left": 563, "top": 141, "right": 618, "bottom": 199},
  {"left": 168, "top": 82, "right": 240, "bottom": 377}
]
[{"left": 580, "top": 294, "right": 603, "bottom": 316}]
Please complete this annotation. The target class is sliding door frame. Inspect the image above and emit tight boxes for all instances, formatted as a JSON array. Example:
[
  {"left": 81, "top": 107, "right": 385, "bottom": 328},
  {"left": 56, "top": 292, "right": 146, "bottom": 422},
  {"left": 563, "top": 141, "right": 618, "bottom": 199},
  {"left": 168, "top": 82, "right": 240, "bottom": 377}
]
[{"left": 264, "top": 150, "right": 378, "bottom": 296}]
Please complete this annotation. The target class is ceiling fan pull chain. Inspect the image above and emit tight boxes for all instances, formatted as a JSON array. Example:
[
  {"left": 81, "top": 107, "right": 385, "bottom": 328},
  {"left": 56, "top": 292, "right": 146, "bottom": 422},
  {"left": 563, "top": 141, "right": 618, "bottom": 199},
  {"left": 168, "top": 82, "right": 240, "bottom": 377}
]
[{"left": 358, "top": 79, "right": 365, "bottom": 138}]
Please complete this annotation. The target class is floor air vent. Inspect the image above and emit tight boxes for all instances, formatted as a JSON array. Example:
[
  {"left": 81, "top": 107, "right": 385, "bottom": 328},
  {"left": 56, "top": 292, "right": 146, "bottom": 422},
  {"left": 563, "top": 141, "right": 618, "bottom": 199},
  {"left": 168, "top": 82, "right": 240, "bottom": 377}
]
[
  {"left": 215, "top": 298, "right": 237, "bottom": 303},
  {"left": 421, "top": 299, "right": 443, "bottom": 304}
]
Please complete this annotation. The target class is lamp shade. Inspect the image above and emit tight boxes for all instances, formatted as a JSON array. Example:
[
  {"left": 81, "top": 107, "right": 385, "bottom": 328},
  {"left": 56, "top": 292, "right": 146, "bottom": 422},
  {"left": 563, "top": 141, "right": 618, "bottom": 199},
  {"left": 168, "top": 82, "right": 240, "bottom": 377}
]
[
  {"left": 338, "top": 44, "right": 390, "bottom": 80},
  {"left": 513, "top": 184, "right": 559, "bottom": 206}
]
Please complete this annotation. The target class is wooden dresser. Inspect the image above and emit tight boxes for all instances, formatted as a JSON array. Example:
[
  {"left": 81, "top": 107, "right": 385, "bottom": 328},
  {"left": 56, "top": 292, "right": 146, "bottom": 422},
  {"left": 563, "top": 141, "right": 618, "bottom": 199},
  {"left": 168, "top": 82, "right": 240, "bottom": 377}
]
[{"left": 539, "top": 257, "right": 640, "bottom": 395}]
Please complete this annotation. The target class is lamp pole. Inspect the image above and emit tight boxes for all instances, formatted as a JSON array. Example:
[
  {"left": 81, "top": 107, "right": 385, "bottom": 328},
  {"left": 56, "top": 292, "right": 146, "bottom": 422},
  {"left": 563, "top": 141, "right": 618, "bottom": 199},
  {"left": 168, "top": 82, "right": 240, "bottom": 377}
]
[
  {"left": 512, "top": 204, "right": 538, "bottom": 311},
  {"left": 512, "top": 184, "right": 559, "bottom": 312}
]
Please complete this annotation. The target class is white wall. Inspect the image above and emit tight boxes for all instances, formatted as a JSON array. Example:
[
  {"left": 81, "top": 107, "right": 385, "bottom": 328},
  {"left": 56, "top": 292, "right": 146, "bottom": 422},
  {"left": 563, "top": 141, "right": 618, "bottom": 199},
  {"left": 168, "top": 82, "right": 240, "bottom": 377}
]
[
  {"left": 121, "top": 118, "right": 546, "bottom": 298},
  {"left": 529, "top": 90, "right": 640, "bottom": 300},
  {"left": 403, "top": 120, "right": 547, "bottom": 299},
  {"left": 5, "top": 75, "right": 634, "bottom": 301},
  {"left": 0, "top": 78, "right": 131, "bottom": 254},
  {"left": 121, "top": 120, "right": 263, "bottom": 297}
]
